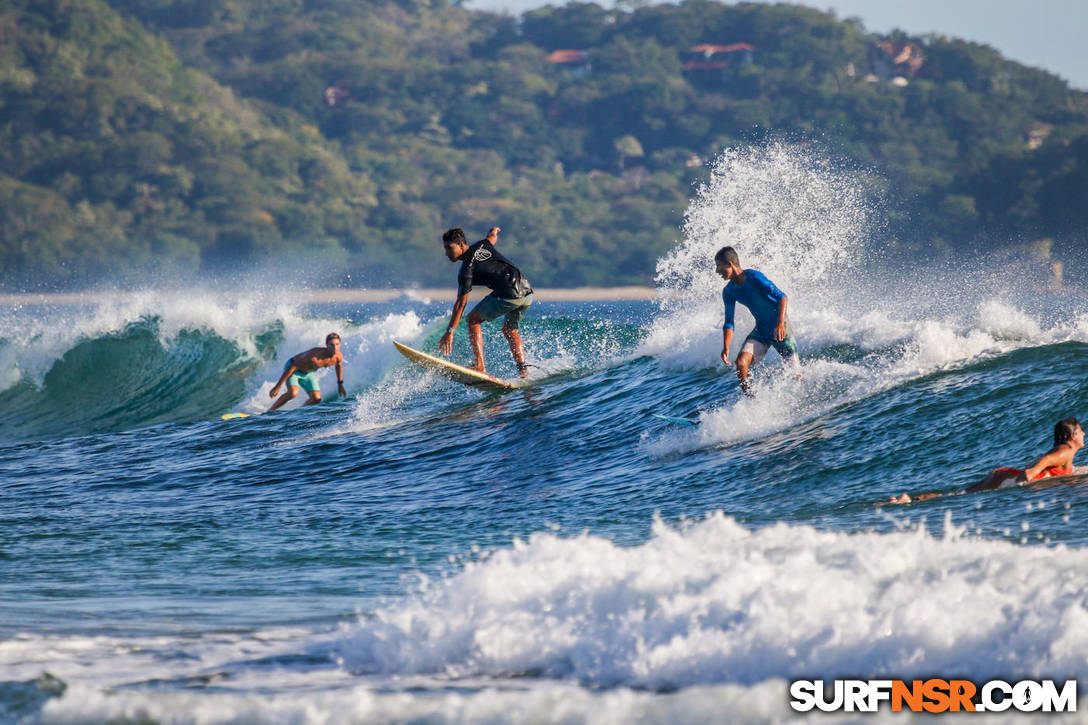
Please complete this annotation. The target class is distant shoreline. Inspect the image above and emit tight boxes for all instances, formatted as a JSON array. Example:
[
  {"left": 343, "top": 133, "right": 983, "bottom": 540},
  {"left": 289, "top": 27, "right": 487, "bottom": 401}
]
[
  {"left": 307, "top": 286, "right": 659, "bottom": 302},
  {"left": 0, "top": 286, "right": 659, "bottom": 305}
]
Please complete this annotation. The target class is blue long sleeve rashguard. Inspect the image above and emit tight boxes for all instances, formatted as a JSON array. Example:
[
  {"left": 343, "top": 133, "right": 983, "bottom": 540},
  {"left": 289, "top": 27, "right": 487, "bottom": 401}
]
[{"left": 722, "top": 269, "right": 787, "bottom": 343}]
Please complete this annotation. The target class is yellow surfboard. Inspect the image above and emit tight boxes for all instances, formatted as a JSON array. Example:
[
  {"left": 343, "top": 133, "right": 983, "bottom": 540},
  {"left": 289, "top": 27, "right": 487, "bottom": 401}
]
[{"left": 393, "top": 340, "right": 522, "bottom": 393}]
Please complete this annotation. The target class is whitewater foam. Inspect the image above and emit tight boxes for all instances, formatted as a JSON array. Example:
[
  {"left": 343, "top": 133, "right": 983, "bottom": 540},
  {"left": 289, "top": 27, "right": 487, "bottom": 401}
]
[
  {"left": 15, "top": 515, "right": 1088, "bottom": 723},
  {"left": 638, "top": 144, "right": 1088, "bottom": 452},
  {"left": 34, "top": 681, "right": 791, "bottom": 725},
  {"left": 641, "top": 143, "right": 873, "bottom": 369},
  {"left": 334, "top": 514, "right": 1088, "bottom": 687}
]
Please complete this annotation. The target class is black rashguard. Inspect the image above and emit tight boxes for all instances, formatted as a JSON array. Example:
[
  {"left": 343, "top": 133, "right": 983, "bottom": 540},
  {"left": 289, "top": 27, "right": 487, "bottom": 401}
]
[{"left": 457, "top": 240, "right": 533, "bottom": 299}]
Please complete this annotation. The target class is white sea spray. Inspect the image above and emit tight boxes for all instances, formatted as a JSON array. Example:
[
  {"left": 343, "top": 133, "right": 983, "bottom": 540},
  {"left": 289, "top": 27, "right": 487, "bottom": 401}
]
[
  {"left": 638, "top": 143, "right": 1087, "bottom": 453},
  {"left": 18, "top": 515, "right": 1088, "bottom": 724}
]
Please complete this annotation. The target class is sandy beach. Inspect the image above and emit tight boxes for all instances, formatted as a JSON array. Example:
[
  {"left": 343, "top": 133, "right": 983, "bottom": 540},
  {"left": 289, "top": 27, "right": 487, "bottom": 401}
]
[{"left": 0, "top": 286, "right": 659, "bottom": 306}]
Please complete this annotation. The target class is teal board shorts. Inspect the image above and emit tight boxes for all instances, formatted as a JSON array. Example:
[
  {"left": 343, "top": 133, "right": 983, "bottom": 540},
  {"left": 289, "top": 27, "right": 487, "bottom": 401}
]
[
  {"left": 285, "top": 363, "right": 320, "bottom": 392},
  {"left": 741, "top": 331, "right": 798, "bottom": 363},
  {"left": 473, "top": 292, "right": 533, "bottom": 329}
]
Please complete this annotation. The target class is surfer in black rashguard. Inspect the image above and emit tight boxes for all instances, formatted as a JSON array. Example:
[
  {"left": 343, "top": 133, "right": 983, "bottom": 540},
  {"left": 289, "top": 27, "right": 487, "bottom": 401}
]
[{"left": 439, "top": 226, "right": 533, "bottom": 377}]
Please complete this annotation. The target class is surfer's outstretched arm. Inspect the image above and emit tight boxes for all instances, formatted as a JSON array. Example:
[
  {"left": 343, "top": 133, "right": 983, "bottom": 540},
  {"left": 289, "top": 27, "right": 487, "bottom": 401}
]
[
  {"left": 775, "top": 296, "right": 788, "bottom": 342},
  {"left": 966, "top": 448, "right": 1070, "bottom": 492},
  {"left": 1023, "top": 449, "right": 1072, "bottom": 481},
  {"left": 721, "top": 327, "right": 734, "bottom": 366},
  {"left": 439, "top": 292, "right": 471, "bottom": 355},
  {"left": 269, "top": 359, "right": 296, "bottom": 398},
  {"left": 335, "top": 360, "right": 346, "bottom": 398}
]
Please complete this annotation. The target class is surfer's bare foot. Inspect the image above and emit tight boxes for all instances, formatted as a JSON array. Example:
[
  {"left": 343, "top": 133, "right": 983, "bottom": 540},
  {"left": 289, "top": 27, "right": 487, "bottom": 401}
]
[
  {"left": 469, "top": 363, "right": 487, "bottom": 374},
  {"left": 889, "top": 493, "right": 912, "bottom": 504}
]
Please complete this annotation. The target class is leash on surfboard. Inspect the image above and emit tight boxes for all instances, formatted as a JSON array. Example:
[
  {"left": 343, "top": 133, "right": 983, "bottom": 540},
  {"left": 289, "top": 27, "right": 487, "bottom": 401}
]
[{"left": 522, "top": 362, "right": 559, "bottom": 376}]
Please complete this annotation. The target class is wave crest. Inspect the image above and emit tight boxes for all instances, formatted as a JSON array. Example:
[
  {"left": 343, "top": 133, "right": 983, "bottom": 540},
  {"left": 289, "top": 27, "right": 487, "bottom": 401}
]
[{"left": 338, "top": 514, "right": 1088, "bottom": 688}]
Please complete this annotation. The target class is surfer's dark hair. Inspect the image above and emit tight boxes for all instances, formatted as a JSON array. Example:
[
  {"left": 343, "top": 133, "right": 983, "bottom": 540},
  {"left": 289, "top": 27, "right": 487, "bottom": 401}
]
[
  {"left": 1054, "top": 418, "right": 1080, "bottom": 446},
  {"left": 715, "top": 246, "right": 740, "bottom": 267},
  {"left": 326, "top": 332, "right": 341, "bottom": 344},
  {"left": 442, "top": 228, "right": 466, "bottom": 245}
]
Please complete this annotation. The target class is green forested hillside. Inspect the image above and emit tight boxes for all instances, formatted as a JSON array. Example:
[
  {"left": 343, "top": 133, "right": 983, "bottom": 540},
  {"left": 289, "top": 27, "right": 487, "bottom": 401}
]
[{"left": 2, "top": 0, "right": 1086, "bottom": 289}]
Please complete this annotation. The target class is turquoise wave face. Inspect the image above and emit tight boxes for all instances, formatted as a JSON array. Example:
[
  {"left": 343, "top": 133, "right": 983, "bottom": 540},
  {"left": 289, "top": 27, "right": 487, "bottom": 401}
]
[
  {"left": 0, "top": 306, "right": 651, "bottom": 441},
  {"left": 0, "top": 319, "right": 282, "bottom": 440}
]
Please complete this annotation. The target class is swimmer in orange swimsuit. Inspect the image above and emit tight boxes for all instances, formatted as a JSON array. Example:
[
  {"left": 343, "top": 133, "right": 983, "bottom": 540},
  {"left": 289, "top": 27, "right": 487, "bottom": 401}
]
[{"left": 890, "top": 417, "right": 1083, "bottom": 504}]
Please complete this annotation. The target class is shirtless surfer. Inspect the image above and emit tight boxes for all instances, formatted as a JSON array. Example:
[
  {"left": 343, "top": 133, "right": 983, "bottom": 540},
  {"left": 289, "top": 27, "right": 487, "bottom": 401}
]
[
  {"left": 716, "top": 246, "right": 798, "bottom": 396},
  {"left": 268, "top": 333, "right": 347, "bottom": 410},
  {"left": 439, "top": 226, "right": 533, "bottom": 377},
  {"left": 889, "top": 417, "right": 1084, "bottom": 504}
]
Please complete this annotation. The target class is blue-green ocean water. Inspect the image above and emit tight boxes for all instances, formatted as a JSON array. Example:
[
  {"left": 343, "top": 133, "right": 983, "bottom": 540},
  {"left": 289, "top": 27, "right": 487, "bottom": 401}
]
[{"left": 4, "top": 147, "right": 1088, "bottom": 723}]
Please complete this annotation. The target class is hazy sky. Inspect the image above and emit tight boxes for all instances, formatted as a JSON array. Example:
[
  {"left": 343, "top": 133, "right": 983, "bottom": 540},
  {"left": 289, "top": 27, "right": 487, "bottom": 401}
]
[{"left": 464, "top": 0, "right": 1087, "bottom": 90}]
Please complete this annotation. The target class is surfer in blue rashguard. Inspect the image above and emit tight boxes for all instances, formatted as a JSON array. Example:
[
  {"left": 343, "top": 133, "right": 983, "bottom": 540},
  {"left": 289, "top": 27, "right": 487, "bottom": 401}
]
[
  {"left": 439, "top": 226, "right": 533, "bottom": 377},
  {"left": 715, "top": 246, "right": 798, "bottom": 396}
]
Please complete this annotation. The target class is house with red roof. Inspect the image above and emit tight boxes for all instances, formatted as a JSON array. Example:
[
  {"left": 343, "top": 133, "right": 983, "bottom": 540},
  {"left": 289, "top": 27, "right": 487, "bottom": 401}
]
[
  {"left": 681, "top": 43, "right": 755, "bottom": 82},
  {"left": 868, "top": 42, "right": 926, "bottom": 84},
  {"left": 547, "top": 50, "right": 592, "bottom": 76}
]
